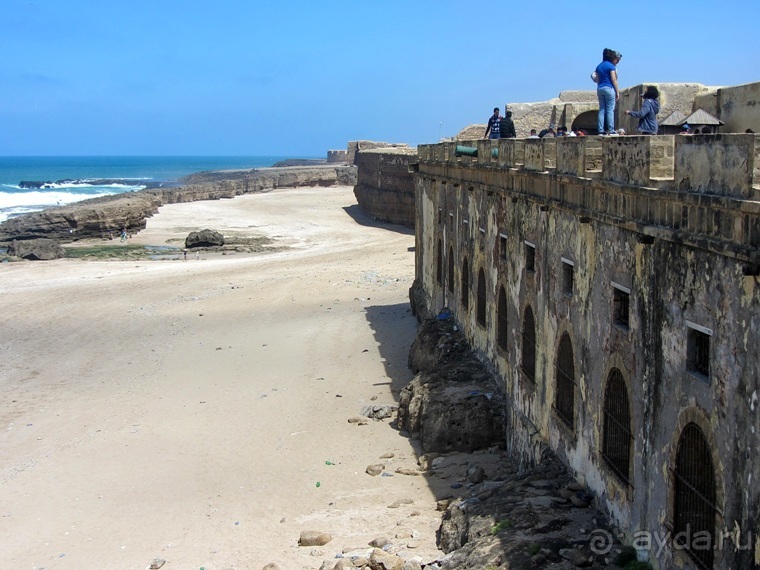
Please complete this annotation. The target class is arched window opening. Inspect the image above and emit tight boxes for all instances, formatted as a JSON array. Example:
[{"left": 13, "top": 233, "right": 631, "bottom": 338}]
[
  {"left": 602, "top": 368, "right": 632, "bottom": 485},
  {"left": 461, "top": 258, "right": 470, "bottom": 309},
  {"left": 497, "top": 286, "right": 508, "bottom": 351},
  {"left": 476, "top": 268, "right": 487, "bottom": 327},
  {"left": 554, "top": 333, "right": 575, "bottom": 427},
  {"left": 674, "top": 423, "right": 717, "bottom": 570},
  {"left": 522, "top": 306, "right": 536, "bottom": 382}
]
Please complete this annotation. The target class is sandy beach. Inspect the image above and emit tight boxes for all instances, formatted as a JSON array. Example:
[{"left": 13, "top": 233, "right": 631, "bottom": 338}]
[{"left": 0, "top": 186, "right": 444, "bottom": 569}]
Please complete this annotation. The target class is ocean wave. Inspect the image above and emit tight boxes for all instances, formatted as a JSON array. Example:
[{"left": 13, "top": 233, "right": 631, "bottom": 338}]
[
  {"left": 0, "top": 188, "right": 133, "bottom": 207},
  {"left": 0, "top": 188, "right": 145, "bottom": 223},
  {"left": 9, "top": 181, "right": 148, "bottom": 191}
]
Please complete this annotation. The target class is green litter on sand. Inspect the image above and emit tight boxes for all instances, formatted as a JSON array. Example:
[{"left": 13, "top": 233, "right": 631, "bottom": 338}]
[
  {"left": 316, "top": 481, "right": 321, "bottom": 487},
  {"left": 325, "top": 460, "right": 334, "bottom": 465}
]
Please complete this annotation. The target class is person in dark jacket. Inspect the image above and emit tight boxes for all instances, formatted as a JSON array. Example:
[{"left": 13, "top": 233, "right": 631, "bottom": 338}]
[
  {"left": 625, "top": 85, "right": 660, "bottom": 135},
  {"left": 484, "top": 107, "right": 501, "bottom": 139},
  {"left": 499, "top": 110, "right": 517, "bottom": 138}
]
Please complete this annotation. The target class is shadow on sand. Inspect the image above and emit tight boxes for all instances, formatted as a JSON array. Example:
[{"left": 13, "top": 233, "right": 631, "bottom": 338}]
[{"left": 342, "top": 204, "right": 415, "bottom": 237}]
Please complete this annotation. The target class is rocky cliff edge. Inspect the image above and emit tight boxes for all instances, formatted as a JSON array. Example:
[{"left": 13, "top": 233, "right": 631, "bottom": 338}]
[{"left": 0, "top": 166, "right": 357, "bottom": 243}]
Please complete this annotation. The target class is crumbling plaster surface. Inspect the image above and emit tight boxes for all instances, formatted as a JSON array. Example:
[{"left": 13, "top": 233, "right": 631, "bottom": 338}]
[{"left": 413, "top": 138, "right": 760, "bottom": 568}]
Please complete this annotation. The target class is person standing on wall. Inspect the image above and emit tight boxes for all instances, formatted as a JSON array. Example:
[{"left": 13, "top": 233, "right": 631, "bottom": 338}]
[
  {"left": 500, "top": 109, "right": 517, "bottom": 138},
  {"left": 484, "top": 107, "right": 501, "bottom": 139},
  {"left": 594, "top": 48, "right": 622, "bottom": 135},
  {"left": 624, "top": 85, "right": 660, "bottom": 135}
]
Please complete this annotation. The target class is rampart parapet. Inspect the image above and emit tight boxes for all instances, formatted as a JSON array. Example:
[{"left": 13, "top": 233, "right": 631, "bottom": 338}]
[{"left": 417, "top": 134, "right": 760, "bottom": 264}]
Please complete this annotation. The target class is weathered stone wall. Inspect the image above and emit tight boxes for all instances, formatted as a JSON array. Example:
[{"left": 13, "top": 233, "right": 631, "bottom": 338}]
[
  {"left": 346, "top": 140, "right": 410, "bottom": 166},
  {"left": 326, "top": 149, "right": 347, "bottom": 163},
  {"left": 618, "top": 83, "right": 714, "bottom": 135},
  {"left": 353, "top": 147, "right": 417, "bottom": 228},
  {"left": 694, "top": 81, "right": 760, "bottom": 134},
  {"left": 413, "top": 135, "right": 760, "bottom": 569}
]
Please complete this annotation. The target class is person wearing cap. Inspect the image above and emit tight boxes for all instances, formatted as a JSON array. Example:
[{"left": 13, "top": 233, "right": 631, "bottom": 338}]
[
  {"left": 595, "top": 48, "right": 622, "bottom": 135},
  {"left": 680, "top": 124, "right": 691, "bottom": 135},
  {"left": 624, "top": 85, "right": 660, "bottom": 135},
  {"left": 484, "top": 107, "right": 501, "bottom": 139}
]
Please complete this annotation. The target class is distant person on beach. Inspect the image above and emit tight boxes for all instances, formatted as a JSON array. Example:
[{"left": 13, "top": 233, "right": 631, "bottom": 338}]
[
  {"left": 499, "top": 110, "right": 517, "bottom": 139},
  {"left": 120, "top": 227, "right": 128, "bottom": 242},
  {"left": 484, "top": 107, "right": 501, "bottom": 139},
  {"left": 624, "top": 85, "right": 660, "bottom": 135},
  {"left": 594, "top": 48, "right": 622, "bottom": 135}
]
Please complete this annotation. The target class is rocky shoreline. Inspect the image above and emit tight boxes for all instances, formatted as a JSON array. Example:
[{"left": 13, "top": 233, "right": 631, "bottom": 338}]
[{"left": 0, "top": 165, "right": 356, "bottom": 243}]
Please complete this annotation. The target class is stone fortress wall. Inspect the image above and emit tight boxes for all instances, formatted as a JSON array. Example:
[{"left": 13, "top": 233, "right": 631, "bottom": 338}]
[
  {"left": 352, "top": 146, "right": 418, "bottom": 228},
  {"left": 411, "top": 134, "right": 759, "bottom": 570}
]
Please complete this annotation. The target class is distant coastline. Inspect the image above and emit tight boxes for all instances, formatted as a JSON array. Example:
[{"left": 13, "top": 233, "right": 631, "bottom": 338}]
[
  {"left": 0, "top": 155, "right": 321, "bottom": 222},
  {"left": 0, "top": 164, "right": 356, "bottom": 243}
]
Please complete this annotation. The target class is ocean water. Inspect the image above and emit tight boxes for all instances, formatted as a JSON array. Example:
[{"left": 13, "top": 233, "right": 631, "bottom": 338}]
[{"left": 0, "top": 156, "right": 298, "bottom": 223}]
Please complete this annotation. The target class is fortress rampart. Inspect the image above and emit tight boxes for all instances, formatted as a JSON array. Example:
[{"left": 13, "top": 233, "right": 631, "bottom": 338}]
[
  {"left": 353, "top": 147, "right": 417, "bottom": 228},
  {"left": 412, "top": 135, "right": 760, "bottom": 569}
]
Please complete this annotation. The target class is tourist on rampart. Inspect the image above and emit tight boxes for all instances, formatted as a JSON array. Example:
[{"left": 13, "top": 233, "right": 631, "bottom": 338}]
[
  {"left": 484, "top": 107, "right": 501, "bottom": 139},
  {"left": 528, "top": 129, "right": 539, "bottom": 138},
  {"left": 539, "top": 126, "right": 556, "bottom": 138},
  {"left": 594, "top": 48, "right": 622, "bottom": 135},
  {"left": 624, "top": 85, "right": 660, "bottom": 135},
  {"left": 500, "top": 110, "right": 517, "bottom": 139}
]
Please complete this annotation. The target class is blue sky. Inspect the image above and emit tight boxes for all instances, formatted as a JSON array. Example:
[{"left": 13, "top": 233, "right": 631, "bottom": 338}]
[{"left": 2, "top": 0, "right": 758, "bottom": 156}]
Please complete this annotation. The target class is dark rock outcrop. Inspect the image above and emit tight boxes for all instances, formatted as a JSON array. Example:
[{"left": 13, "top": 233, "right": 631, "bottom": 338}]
[
  {"left": 0, "top": 166, "right": 357, "bottom": 244},
  {"left": 408, "top": 279, "right": 433, "bottom": 323},
  {"left": 185, "top": 229, "right": 224, "bottom": 248},
  {"left": 398, "top": 307, "right": 626, "bottom": 568},
  {"left": 0, "top": 192, "right": 163, "bottom": 243},
  {"left": 7, "top": 238, "right": 66, "bottom": 260},
  {"left": 398, "top": 314, "right": 505, "bottom": 454},
  {"left": 437, "top": 453, "right": 622, "bottom": 569}
]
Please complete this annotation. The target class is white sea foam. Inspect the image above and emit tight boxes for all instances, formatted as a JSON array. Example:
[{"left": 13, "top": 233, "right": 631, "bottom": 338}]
[{"left": 0, "top": 186, "right": 144, "bottom": 223}]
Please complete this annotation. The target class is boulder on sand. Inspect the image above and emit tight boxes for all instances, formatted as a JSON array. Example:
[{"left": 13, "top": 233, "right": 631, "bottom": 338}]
[
  {"left": 8, "top": 238, "right": 66, "bottom": 260},
  {"left": 185, "top": 229, "right": 224, "bottom": 248}
]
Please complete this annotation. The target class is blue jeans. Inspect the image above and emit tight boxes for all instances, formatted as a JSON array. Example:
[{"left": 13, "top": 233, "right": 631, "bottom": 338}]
[{"left": 597, "top": 86, "right": 616, "bottom": 134}]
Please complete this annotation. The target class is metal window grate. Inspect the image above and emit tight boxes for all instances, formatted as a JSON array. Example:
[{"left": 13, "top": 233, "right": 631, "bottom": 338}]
[
  {"left": 447, "top": 247, "right": 455, "bottom": 294},
  {"left": 602, "top": 369, "right": 633, "bottom": 486},
  {"left": 563, "top": 262, "right": 574, "bottom": 295},
  {"left": 525, "top": 243, "right": 536, "bottom": 272},
  {"left": 476, "top": 269, "right": 487, "bottom": 327},
  {"left": 497, "top": 287, "right": 508, "bottom": 351},
  {"left": 461, "top": 259, "right": 470, "bottom": 309},
  {"left": 554, "top": 333, "right": 575, "bottom": 427},
  {"left": 673, "top": 423, "right": 717, "bottom": 569},
  {"left": 522, "top": 306, "right": 536, "bottom": 381},
  {"left": 613, "top": 287, "right": 630, "bottom": 327},
  {"left": 687, "top": 329, "right": 710, "bottom": 378}
]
